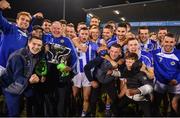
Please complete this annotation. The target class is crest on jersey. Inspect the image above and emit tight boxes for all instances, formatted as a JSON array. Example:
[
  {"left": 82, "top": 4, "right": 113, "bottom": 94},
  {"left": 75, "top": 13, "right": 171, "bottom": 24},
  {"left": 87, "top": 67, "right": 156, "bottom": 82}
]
[
  {"left": 171, "top": 61, "right": 175, "bottom": 66},
  {"left": 60, "top": 39, "right": 64, "bottom": 43}
]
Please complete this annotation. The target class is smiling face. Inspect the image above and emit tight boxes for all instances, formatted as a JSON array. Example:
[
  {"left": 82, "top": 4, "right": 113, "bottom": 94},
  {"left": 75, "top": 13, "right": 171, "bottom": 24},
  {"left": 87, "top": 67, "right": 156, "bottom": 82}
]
[
  {"left": 42, "top": 21, "right": 51, "bottom": 33},
  {"left": 16, "top": 15, "right": 31, "bottom": 30},
  {"left": 109, "top": 46, "right": 121, "bottom": 60},
  {"left": 66, "top": 26, "right": 76, "bottom": 39},
  {"left": 90, "top": 27, "right": 100, "bottom": 41},
  {"left": 90, "top": 17, "right": 100, "bottom": 27},
  {"left": 139, "top": 29, "right": 149, "bottom": 43},
  {"left": 102, "top": 28, "right": 113, "bottom": 41},
  {"left": 162, "top": 36, "right": 176, "bottom": 53},
  {"left": 158, "top": 29, "right": 168, "bottom": 42},
  {"left": 125, "top": 58, "right": 135, "bottom": 70},
  {"left": 116, "top": 27, "right": 127, "bottom": 40},
  {"left": 127, "top": 39, "right": 140, "bottom": 54},
  {"left": 28, "top": 38, "right": 43, "bottom": 54},
  {"left": 50, "top": 21, "right": 62, "bottom": 38}
]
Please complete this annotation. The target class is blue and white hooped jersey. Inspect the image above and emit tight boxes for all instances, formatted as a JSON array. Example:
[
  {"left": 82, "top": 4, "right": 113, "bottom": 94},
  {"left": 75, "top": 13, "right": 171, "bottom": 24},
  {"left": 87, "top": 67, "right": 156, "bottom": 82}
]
[
  {"left": 140, "top": 39, "right": 157, "bottom": 53},
  {"left": 76, "top": 41, "right": 98, "bottom": 73},
  {"left": 153, "top": 48, "right": 180, "bottom": 84},
  {"left": 97, "top": 35, "right": 116, "bottom": 47},
  {"left": 138, "top": 50, "right": 153, "bottom": 68}
]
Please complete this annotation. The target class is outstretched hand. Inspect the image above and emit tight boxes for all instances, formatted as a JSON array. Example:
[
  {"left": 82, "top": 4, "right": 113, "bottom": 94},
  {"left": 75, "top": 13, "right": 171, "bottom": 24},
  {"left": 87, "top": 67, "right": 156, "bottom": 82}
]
[
  {"left": 33, "top": 12, "right": 44, "bottom": 19},
  {"left": 0, "top": 0, "right": 11, "bottom": 10}
]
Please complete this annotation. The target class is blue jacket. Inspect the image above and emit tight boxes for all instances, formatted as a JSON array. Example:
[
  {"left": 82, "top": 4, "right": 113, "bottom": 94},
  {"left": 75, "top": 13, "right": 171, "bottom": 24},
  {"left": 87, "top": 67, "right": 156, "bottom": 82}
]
[
  {"left": 1, "top": 48, "right": 40, "bottom": 95},
  {"left": 0, "top": 11, "right": 28, "bottom": 68}
]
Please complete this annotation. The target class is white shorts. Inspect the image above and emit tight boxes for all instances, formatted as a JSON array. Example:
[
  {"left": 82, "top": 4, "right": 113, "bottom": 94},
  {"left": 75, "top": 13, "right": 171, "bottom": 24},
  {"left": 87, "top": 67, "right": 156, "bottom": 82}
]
[
  {"left": 154, "top": 80, "right": 180, "bottom": 94},
  {"left": 72, "top": 72, "right": 91, "bottom": 88}
]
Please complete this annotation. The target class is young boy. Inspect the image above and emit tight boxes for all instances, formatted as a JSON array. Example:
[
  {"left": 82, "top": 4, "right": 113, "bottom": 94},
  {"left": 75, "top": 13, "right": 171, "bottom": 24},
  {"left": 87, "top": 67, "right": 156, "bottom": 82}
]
[{"left": 118, "top": 52, "right": 153, "bottom": 116}]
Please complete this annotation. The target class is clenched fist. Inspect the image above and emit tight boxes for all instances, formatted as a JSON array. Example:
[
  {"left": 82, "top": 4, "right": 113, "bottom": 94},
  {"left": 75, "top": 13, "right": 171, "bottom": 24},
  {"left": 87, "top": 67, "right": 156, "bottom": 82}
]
[
  {"left": 29, "top": 74, "right": 40, "bottom": 84},
  {"left": 0, "top": 0, "right": 11, "bottom": 10}
]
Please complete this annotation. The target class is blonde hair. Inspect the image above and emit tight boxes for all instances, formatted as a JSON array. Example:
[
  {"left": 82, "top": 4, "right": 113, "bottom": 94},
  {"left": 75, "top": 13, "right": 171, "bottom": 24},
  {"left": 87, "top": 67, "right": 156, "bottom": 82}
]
[{"left": 16, "top": 11, "right": 32, "bottom": 21}]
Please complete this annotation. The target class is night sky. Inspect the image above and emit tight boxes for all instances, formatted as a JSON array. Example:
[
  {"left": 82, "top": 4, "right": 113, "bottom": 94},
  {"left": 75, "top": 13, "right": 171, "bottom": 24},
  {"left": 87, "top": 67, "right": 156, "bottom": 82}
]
[{"left": 2, "top": 0, "right": 148, "bottom": 26}]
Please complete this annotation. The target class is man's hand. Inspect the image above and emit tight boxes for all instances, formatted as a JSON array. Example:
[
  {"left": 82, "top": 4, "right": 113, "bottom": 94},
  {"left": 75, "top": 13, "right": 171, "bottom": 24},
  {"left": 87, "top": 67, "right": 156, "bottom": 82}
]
[
  {"left": 118, "top": 79, "right": 127, "bottom": 98},
  {"left": 91, "top": 81, "right": 99, "bottom": 88},
  {"left": 79, "top": 45, "right": 88, "bottom": 52},
  {"left": 117, "top": 59, "right": 124, "bottom": 65},
  {"left": 169, "top": 79, "right": 178, "bottom": 86},
  {"left": 102, "top": 55, "right": 118, "bottom": 68},
  {"left": 33, "top": 12, "right": 43, "bottom": 19},
  {"left": 140, "top": 63, "right": 147, "bottom": 72},
  {"left": 125, "top": 89, "right": 141, "bottom": 96},
  {"left": 0, "top": 0, "right": 11, "bottom": 10},
  {"left": 106, "top": 70, "right": 113, "bottom": 75},
  {"left": 29, "top": 74, "right": 40, "bottom": 84},
  {"left": 64, "top": 66, "right": 71, "bottom": 72}
]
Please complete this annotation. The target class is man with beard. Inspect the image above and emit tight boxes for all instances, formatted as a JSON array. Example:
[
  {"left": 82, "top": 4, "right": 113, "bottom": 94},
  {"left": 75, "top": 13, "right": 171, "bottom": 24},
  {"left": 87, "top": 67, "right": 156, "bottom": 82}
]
[{"left": 152, "top": 33, "right": 180, "bottom": 116}]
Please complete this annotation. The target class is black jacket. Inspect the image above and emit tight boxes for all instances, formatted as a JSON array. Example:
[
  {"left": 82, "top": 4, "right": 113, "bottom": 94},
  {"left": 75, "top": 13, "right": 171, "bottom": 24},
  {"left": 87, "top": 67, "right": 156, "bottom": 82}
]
[{"left": 122, "top": 60, "right": 151, "bottom": 89}]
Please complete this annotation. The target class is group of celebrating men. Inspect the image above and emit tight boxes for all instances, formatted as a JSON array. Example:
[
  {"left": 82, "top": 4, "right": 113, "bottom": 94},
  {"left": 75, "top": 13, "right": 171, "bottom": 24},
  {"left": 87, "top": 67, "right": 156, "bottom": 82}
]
[{"left": 0, "top": 0, "right": 179, "bottom": 117}]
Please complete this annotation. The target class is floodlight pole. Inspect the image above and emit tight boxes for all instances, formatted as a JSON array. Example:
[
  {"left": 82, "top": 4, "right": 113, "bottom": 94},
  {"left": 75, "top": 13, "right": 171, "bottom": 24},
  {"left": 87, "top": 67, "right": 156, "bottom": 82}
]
[{"left": 63, "top": 0, "right": 66, "bottom": 19}]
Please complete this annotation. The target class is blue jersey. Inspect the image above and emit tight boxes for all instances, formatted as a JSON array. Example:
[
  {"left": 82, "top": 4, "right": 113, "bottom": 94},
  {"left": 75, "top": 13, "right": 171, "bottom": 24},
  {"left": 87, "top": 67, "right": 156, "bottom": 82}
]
[
  {"left": 97, "top": 35, "right": 116, "bottom": 47},
  {"left": 153, "top": 48, "right": 180, "bottom": 84},
  {"left": 44, "top": 34, "right": 78, "bottom": 69},
  {"left": 107, "top": 35, "right": 119, "bottom": 48},
  {"left": 140, "top": 39, "right": 157, "bottom": 53},
  {"left": 138, "top": 50, "right": 153, "bottom": 68},
  {"left": 0, "top": 11, "right": 28, "bottom": 67},
  {"left": 76, "top": 41, "right": 98, "bottom": 73},
  {"left": 107, "top": 35, "right": 127, "bottom": 54},
  {"left": 0, "top": 29, "right": 4, "bottom": 46}
]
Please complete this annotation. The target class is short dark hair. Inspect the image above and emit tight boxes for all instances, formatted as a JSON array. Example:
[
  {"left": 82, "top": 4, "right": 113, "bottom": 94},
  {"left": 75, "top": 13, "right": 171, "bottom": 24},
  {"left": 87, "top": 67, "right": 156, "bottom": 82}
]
[
  {"left": 138, "top": 26, "right": 149, "bottom": 34},
  {"left": 104, "top": 24, "right": 114, "bottom": 33},
  {"left": 159, "top": 27, "right": 168, "bottom": 31},
  {"left": 59, "top": 19, "right": 67, "bottom": 25},
  {"left": 125, "top": 52, "right": 138, "bottom": 61},
  {"left": 42, "top": 19, "right": 52, "bottom": 24},
  {"left": 28, "top": 35, "right": 42, "bottom": 42},
  {"left": 78, "top": 22, "right": 86, "bottom": 26},
  {"left": 117, "top": 22, "right": 127, "bottom": 28},
  {"left": 165, "top": 33, "right": 174, "bottom": 38},
  {"left": 107, "top": 20, "right": 116, "bottom": 25},
  {"left": 33, "top": 25, "right": 43, "bottom": 31},
  {"left": 67, "top": 23, "right": 75, "bottom": 27},
  {"left": 110, "top": 43, "right": 122, "bottom": 50},
  {"left": 127, "top": 38, "right": 139, "bottom": 44},
  {"left": 79, "top": 27, "right": 89, "bottom": 32},
  {"left": 89, "top": 25, "right": 99, "bottom": 30},
  {"left": 91, "top": 16, "right": 100, "bottom": 21}
]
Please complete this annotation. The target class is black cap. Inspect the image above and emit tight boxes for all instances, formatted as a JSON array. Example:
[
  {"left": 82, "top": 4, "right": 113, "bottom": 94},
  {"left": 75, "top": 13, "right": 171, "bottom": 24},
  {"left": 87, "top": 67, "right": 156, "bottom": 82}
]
[{"left": 32, "top": 25, "right": 43, "bottom": 31}]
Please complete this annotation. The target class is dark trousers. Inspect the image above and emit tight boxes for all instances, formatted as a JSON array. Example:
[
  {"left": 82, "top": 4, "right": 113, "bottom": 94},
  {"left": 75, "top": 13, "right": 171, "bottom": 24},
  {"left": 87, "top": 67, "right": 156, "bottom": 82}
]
[
  {"left": 118, "top": 96, "right": 151, "bottom": 116},
  {"left": 44, "top": 91, "right": 57, "bottom": 116},
  {"left": 3, "top": 90, "right": 33, "bottom": 117},
  {"left": 3, "top": 91, "right": 20, "bottom": 116},
  {"left": 152, "top": 91, "right": 176, "bottom": 116},
  {"left": 56, "top": 79, "right": 73, "bottom": 116},
  {"left": 30, "top": 89, "right": 45, "bottom": 116},
  {"left": 90, "top": 80, "right": 119, "bottom": 116}
]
